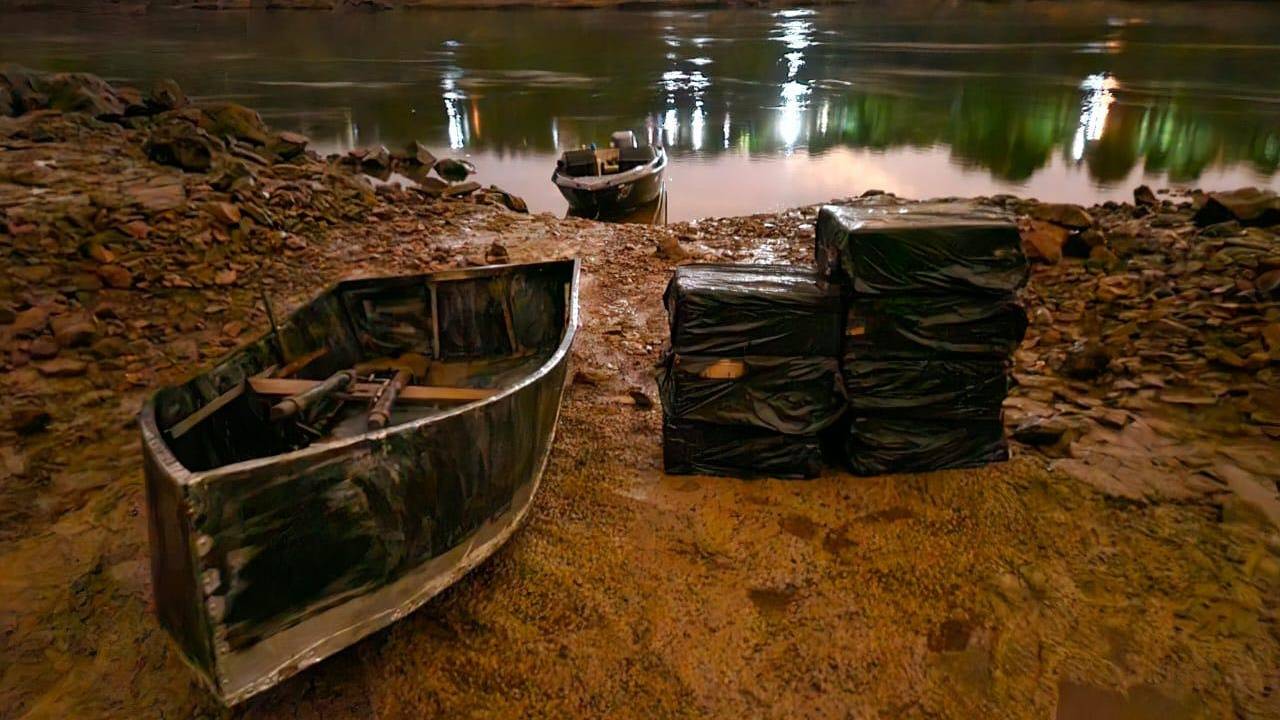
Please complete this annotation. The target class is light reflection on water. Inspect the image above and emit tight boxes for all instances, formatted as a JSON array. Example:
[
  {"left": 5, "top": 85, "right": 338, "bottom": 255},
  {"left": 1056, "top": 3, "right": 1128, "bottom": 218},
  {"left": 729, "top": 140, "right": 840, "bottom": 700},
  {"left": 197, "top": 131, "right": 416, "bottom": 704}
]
[{"left": 1, "top": 3, "right": 1278, "bottom": 219}]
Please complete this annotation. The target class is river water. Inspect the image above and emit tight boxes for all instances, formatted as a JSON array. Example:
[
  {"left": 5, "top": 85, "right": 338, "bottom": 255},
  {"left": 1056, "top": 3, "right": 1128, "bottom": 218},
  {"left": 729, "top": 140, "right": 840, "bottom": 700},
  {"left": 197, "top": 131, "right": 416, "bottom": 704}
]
[{"left": 3, "top": 2, "right": 1279, "bottom": 220}]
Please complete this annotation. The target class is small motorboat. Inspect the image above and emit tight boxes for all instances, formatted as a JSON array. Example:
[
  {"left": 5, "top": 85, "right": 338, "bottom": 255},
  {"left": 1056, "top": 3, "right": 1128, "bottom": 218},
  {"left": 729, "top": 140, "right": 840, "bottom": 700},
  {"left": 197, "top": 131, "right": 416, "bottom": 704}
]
[
  {"left": 140, "top": 260, "right": 579, "bottom": 705},
  {"left": 552, "top": 130, "right": 667, "bottom": 219}
]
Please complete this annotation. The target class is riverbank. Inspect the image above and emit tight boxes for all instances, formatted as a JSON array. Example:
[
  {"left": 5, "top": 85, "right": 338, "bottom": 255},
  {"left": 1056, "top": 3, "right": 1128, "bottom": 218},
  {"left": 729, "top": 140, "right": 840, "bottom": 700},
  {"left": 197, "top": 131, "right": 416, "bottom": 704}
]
[{"left": 2, "top": 70, "right": 1279, "bottom": 719}]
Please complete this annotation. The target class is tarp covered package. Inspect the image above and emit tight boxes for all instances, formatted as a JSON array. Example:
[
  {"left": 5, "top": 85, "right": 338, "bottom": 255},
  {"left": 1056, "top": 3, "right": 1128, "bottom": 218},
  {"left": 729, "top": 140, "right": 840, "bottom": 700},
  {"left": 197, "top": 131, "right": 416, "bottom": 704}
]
[
  {"left": 658, "top": 354, "right": 845, "bottom": 434},
  {"left": 816, "top": 201, "right": 1029, "bottom": 296},
  {"left": 841, "top": 416, "right": 1008, "bottom": 476},
  {"left": 663, "top": 418, "right": 823, "bottom": 479},
  {"left": 843, "top": 294, "right": 1028, "bottom": 358},
  {"left": 841, "top": 357, "right": 1008, "bottom": 419},
  {"left": 664, "top": 264, "right": 844, "bottom": 357}
]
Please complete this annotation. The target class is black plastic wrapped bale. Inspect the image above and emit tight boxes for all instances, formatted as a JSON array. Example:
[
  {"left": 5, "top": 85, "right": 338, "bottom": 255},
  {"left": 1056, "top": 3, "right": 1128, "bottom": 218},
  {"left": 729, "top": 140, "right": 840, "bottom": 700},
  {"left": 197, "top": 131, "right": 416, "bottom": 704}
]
[
  {"left": 844, "top": 294, "right": 1027, "bottom": 359},
  {"left": 663, "top": 418, "right": 822, "bottom": 479},
  {"left": 664, "top": 264, "right": 844, "bottom": 357},
  {"left": 658, "top": 354, "right": 845, "bottom": 435},
  {"left": 841, "top": 357, "right": 1009, "bottom": 419},
  {"left": 842, "top": 416, "right": 1009, "bottom": 476},
  {"left": 816, "top": 201, "right": 1029, "bottom": 296}
]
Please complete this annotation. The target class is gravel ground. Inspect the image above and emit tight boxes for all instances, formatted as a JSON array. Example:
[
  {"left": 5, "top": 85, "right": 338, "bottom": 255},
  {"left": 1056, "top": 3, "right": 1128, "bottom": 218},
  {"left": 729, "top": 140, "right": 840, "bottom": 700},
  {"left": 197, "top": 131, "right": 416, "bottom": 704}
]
[{"left": 2, "top": 73, "right": 1278, "bottom": 720}]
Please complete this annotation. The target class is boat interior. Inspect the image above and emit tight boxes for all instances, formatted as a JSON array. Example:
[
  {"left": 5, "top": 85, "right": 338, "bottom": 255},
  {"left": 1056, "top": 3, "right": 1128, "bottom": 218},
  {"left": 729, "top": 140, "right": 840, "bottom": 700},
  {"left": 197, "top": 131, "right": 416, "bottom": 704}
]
[
  {"left": 151, "top": 262, "right": 574, "bottom": 473},
  {"left": 556, "top": 130, "right": 660, "bottom": 178}
]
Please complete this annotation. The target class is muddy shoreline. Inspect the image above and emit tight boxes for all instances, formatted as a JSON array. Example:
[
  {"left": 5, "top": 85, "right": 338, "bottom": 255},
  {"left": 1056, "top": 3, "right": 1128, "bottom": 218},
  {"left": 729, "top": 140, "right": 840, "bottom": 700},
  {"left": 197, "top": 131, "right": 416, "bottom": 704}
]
[{"left": 2, "top": 70, "right": 1279, "bottom": 719}]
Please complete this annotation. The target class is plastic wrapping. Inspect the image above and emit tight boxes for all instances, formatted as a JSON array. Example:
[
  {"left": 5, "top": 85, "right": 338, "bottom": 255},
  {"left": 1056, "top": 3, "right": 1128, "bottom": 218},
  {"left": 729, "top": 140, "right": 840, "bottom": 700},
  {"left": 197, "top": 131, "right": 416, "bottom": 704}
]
[
  {"left": 816, "top": 201, "right": 1029, "bottom": 296},
  {"left": 663, "top": 418, "right": 822, "bottom": 479},
  {"left": 664, "top": 264, "right": 844, "bottom": 357},
  {"left": 844, "top": 294, "right": 1027, "bottom": 358},
  {"left": 841, "top": 357, "right": 1009, "bottom": 418},
  {"left": 658, "top": 353, "right": 845, "bottom": 434},
  {"left": 841, "top": 416, "right": 1009, "bottom": 476}
]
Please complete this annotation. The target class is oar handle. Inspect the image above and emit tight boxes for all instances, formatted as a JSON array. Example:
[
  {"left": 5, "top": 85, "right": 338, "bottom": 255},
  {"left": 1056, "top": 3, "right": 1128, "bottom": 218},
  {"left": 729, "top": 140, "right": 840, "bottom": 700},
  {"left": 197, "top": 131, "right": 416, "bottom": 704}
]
[
  {"left": 368, "top": 369, "right": 412, "bottom": 430},
  {"left": 270, "top": 370, "right": 355, "bottom": 421}
]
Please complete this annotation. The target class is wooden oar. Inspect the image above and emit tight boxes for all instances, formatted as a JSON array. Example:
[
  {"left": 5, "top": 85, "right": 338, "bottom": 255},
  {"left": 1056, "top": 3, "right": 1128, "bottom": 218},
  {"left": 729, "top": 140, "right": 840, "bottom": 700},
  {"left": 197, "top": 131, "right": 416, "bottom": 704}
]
[
  {"left": 249, "top": 377, "right": 495, "bottom": 404},
  {"left": 367, "top": 369, "right": 412, "bottom": 430},
  {"left": 269, "top": 370, "right": 355, "bottom": 421}
]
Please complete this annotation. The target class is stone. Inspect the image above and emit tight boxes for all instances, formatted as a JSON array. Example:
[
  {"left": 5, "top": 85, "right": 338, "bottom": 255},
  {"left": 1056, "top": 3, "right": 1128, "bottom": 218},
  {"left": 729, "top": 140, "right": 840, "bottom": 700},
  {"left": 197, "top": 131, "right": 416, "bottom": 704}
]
[
  {"left": 1262, "top": 324, "right": 1280, "bottom": 354},
  {"left": 656, "top": 234, "right": 687, "bottom": 261},
  {"left": 10, "top": 405, "right": 51, "bottom": 435},
  {"left": 1133, "top": 184, "right": 1157, "bottom": 207},
  {"left": 97, "top": 264, "right": 133, "bottom": 289},
  {"left": 1029, "top": 202, "right": 1093, "bottom": 229},
  {"left": 36, "top": 357, "right": 88, "bottom": 377},
  {"left": 1019, "top": 219, "right": 1069, "bottom": 263},
  {"left": 90, "top": 336, "right": 128, "bottom": 359},
  {"left": 434, "top": 157, "right": 476, "bottom": 182},
  {"left": 124, "top": 177, "right": 186, "bottom": 211},
  {"left": 486, "top": 186, "right": 528, "bottom": 213},
  {"left": 1012, "top": 417, "right": 1068, "bottom": 446},
  {"left": 442, "top": 180, "right": 480, "bottom": 197},
  {"left": 1194, "top": 187, "right": 1280, "bottom": 227},
  {"left": 360, "top": 145, "right": 391, "bottom": 172},
  {"left": 269, "top": 130, "right": 309, "bottom": 160},
  {"left": 203, "top": 201, "right": 241, "bottom": 226},
  {"left": 1061, "top": 340, "right": 1111, "bottom": 380},
  {"left": 29, "top": 336, "right": 60, "bottom": 359},
  {"left": 402, "top": 140, "right": 436, "bottom": 166},
  {"left": 414, "top": 176, "right": 448, "bottom": 198},
  {"left": 52, "top": 315, "right": 95, "bottom": 348},
  {"left": 484, "top": 242, "right": 509, "bottom": 265},
  {"left": 11, "top": 306, "right": 50, "bottom": 336},
  {"left": 145, "top": 121, "right": 219, "bottom": 172},
  {"left": 199, "top": 101, "right": 270, "bottom": 145},
  {"left": 36, "top": 70, "right": 127, "bottom": 118},
  {"left": 1256, "top": 268, "right": 1280, "bottom": 297},
  {"left": 147, "top": 78, "right": 187, "bottom": 112}
]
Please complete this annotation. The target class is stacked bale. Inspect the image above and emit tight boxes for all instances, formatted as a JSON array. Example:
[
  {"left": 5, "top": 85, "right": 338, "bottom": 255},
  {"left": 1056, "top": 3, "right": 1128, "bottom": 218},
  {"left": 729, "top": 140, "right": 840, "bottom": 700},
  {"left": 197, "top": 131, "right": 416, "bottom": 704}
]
[
  {"left": 816, "top": 199, "right": 1029, "bottom": 475},
  {"left": 659, "top": 264, "right": 844, "bottom": 478}
]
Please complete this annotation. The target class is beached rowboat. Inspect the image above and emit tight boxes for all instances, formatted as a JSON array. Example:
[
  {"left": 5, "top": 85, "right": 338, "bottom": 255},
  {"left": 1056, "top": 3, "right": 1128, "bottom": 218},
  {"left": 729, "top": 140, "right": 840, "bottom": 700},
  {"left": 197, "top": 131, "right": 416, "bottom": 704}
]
[{"left": 140, "top": 259, "right": 579, "bottom": 705}]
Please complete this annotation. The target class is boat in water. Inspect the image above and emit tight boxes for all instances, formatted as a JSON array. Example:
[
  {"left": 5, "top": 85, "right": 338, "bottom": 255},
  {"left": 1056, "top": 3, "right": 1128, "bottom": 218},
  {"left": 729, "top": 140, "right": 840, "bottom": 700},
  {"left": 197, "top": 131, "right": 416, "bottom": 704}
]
[
  {"left": 140, "top": 259, "right": 580, "bottom": 705},
  {"left": 552, "top": 130, "right": 666, "bottom": 219}
]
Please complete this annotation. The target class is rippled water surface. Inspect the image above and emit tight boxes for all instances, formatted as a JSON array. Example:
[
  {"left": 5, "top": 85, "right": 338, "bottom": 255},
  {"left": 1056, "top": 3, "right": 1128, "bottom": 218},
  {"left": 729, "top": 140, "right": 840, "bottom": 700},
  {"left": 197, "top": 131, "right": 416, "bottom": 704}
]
[{"left": 3, "top": 2, "right": 1279, "bottom": 219}]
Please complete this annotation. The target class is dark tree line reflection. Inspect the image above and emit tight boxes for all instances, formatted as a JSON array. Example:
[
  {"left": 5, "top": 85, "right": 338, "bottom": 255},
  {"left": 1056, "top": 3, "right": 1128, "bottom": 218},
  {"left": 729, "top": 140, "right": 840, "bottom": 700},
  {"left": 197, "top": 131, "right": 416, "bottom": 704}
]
[{"left": 3, "top": 2, "right": 1278, "bottom": 185}]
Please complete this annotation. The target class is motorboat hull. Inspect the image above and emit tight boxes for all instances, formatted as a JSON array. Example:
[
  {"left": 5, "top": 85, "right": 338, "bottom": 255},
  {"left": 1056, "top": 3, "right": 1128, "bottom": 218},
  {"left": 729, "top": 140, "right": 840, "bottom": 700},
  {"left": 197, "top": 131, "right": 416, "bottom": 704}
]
[{"left": 553, "top": 148, "right": 666, "bottom": 218}]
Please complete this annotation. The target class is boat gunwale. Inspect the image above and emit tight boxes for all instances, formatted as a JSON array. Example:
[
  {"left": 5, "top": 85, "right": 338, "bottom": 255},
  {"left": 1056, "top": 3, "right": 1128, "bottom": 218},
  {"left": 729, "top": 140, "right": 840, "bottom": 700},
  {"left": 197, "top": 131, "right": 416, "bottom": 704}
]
[
  {"left": 551, "top": 146, "right": 667, "bottom": 192},
  {"left": 139, "top": 258, "right": 582, "bottom": 487}
]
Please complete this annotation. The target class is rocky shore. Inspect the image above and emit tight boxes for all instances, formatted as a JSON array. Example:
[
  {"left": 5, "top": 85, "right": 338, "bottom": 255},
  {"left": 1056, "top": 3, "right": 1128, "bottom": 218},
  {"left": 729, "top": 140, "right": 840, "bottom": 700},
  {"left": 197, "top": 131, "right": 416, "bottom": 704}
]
[{"left": 3, "top": 68, "right": 1279, "bottom": 719}]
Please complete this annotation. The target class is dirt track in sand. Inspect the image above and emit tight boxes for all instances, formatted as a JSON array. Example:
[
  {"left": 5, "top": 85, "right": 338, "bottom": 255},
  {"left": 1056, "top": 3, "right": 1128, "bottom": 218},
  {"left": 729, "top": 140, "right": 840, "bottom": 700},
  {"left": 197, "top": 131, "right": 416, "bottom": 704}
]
[{"left": 2, "top": 99, "right": 1279, "bottom": 718}]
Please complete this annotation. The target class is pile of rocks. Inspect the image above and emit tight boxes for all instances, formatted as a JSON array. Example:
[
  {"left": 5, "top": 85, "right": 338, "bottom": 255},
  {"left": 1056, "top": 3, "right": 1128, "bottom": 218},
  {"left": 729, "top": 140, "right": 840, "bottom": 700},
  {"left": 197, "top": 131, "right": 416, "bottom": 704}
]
[{"left": 0, "top": 67, "right": 526, "bottom": 429}]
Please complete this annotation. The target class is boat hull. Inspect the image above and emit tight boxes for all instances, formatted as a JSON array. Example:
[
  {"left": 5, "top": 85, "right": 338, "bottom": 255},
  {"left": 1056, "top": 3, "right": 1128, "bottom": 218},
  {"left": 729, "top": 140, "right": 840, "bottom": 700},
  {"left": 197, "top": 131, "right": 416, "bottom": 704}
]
[
  {"left": 553, "top": 149, "right": 666, "bottom": 219},
  {"left": 140, "top": 260, "right": 579, "bottom": 705}
]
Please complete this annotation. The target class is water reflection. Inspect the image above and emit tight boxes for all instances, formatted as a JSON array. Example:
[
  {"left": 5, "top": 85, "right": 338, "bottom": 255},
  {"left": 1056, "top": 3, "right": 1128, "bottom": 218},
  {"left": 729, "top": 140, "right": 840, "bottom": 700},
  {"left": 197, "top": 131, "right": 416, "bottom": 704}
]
[
  {"left": 773, "top": 9, "right": 814, "bottom": 152},
  {"left": 3, "top": 3, "right": 1278, "bottom": 217},
  {"left": 1071, "top": 73, "right": 1119, "bottom": 161},
  {"left": 441, "top": 69, "right": 467, "bottom": 150}
]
